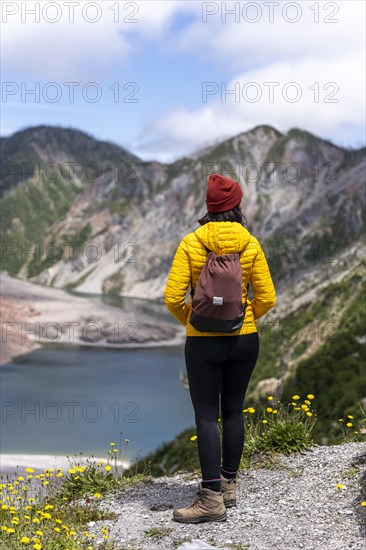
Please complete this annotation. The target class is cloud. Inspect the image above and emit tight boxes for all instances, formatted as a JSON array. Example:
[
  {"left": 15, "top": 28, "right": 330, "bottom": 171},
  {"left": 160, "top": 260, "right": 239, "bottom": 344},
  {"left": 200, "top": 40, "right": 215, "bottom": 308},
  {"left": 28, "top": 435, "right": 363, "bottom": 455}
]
[
  {"left": 1, "top": 0, "right": 194, "bottom": 80},
  {"left": 2, "top": 1, "right": 364, "bottom": 160},
  {"left": 135, "top": 52, "right": 365, "bottom": 160},
  {"left": 176, "top": 1, "right": 365, "bottom": 70},
  {"left": 132, "top": 1, "right": 365, "bottom": 160}
]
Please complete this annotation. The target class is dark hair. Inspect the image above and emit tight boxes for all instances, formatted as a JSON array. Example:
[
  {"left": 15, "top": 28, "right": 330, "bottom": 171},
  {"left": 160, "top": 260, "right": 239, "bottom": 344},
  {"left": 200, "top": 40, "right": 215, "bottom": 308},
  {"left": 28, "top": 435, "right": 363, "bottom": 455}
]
[{"left": 198, "top": 205, "right": 248, "bottom": 227}]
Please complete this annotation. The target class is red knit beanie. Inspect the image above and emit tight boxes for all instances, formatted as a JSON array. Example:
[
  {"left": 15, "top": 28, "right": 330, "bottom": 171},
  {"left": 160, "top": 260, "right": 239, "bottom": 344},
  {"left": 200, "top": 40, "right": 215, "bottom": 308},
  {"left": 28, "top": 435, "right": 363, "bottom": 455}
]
[{"left": 206, "top": 173, "right": 243, "bottom": 213}]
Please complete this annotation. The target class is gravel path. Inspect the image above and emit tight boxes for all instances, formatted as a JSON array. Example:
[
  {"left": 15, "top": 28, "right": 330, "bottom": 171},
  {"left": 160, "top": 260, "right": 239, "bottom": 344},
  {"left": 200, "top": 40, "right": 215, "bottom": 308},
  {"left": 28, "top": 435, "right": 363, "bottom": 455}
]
[{"left": 87, "top": 442, "right": 366, "bottom": 550}]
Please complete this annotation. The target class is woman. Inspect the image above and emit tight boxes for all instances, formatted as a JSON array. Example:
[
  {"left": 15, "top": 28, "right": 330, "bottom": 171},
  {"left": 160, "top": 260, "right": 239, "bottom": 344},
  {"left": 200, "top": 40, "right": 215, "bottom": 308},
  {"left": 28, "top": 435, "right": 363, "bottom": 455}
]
[{"left": 164, "top": 173, "right": 276, "bottom": 523}]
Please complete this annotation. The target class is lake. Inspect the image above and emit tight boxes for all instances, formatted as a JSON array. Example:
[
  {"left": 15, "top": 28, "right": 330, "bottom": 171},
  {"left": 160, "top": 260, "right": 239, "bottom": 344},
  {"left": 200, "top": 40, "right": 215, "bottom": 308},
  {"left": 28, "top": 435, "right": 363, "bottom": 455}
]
[{"left": 0, "top": 294, "right": 194, "bottom": 471}]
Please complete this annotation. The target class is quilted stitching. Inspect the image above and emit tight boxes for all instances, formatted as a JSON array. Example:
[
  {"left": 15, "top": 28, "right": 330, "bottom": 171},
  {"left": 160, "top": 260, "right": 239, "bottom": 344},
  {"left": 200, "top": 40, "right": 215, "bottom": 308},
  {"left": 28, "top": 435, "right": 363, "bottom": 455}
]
[{"left": 164, "top": 222, "right": 276, "bottom": 336}]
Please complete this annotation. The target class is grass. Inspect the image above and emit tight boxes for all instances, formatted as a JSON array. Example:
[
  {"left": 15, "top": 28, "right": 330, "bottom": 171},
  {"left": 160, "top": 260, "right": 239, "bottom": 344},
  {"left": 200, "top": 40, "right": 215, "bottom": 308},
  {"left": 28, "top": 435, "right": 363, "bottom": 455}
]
[
  {"left": 281, "top": 277, "right": 366, "bottom": 444},
  {"left": 0, "top": 173, "right": 81, "bottom": 276},
  {"left": 239, "top": 395, "right": 318, "bottom": 470},
  {"left": 172, "top": 537, "right": 192, "bottom": 548},
  {"left": 144, "top": 527, "right": 173, "bottom": 539},
  {"left": 246, "top": 263, "right": 365, "bottom": 425},
  {"left": 343, "top": 468, "right": 360, "bottom": 479},
  {"left": 101, "top": 270, "right": 125, "bottom": 295},
  {"left": 132, "top": 394, "right": 366, "bottom": 477},
  {"left": 131, "top": 426, "right": 200, "bottom": 477},
  {"left": 288, "top": 468, "right": 304, "bottom": 478},
  {"left": 0, "top": 437, "right": 147, "bottom": 549},
  {"left": 64, "top": 266, "right": 97, "bottom": 291},
  {"left": 27, "top": 223, "right": 92, "bottom": 279},
  {"left": 226, "top": 544, "right": 250, "bottom": 550}
]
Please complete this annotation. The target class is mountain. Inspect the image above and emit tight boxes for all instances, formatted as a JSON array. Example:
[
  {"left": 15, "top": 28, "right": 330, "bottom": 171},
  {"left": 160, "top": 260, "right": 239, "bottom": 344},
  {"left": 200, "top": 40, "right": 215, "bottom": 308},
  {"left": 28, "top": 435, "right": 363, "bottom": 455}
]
[
  {"left": 1, "top": 124, "right": 364, "bottom": 297},
  {"left": 1, "top": 124, "right": 365, "bottom": 442}
]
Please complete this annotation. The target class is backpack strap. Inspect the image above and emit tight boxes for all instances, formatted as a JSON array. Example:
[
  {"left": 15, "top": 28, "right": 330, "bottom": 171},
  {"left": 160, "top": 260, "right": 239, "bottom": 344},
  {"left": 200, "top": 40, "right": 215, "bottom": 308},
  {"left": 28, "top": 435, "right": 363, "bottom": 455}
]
[{"left": 191, "top": 244, "right": 210, "bottom": 298}]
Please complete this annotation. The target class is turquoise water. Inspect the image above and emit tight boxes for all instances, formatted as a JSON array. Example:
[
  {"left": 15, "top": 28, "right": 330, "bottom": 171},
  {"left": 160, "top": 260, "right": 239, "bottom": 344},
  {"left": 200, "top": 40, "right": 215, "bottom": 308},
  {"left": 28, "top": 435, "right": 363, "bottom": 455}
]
[{"left": 0, "top": 295, "right": 193, "bottom": 464}]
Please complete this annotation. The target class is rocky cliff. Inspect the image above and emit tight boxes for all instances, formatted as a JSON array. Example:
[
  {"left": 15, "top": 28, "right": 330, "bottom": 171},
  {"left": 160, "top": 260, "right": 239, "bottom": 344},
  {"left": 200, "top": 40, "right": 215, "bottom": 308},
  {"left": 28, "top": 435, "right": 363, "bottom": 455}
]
[{"left": 1, "top": 124, "right": 364, "bottom": 298}]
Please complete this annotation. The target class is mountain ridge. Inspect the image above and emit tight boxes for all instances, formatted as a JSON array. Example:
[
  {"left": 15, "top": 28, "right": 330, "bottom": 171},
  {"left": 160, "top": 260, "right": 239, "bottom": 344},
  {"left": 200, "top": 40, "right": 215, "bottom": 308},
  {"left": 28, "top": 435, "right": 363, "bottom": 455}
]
[{"left": 1, "top": 123, "right": 364, "bottom": 295}]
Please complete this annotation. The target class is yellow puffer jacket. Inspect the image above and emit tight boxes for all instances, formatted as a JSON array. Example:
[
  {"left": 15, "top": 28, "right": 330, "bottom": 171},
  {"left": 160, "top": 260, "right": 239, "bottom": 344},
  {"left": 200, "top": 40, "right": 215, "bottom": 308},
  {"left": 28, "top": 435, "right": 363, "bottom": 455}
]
[{"left": 164, "top": 221, "right": 276, "bottom": 336}]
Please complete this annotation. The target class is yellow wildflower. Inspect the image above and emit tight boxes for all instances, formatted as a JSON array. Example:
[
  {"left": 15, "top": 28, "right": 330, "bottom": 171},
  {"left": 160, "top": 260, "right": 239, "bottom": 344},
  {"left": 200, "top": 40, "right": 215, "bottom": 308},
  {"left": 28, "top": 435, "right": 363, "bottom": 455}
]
[
  {"left": 105, "top": 465, "right": 111, "bottom": 472},
  {"left": 20, "top": 537, "right": 30, "bottom": 544},
  {"left": 267, "top": 396, "right": 273, "bottom": 400},
  {"left": 336, "top": 483, "right": 345, "bottom": 489},
  {"left": 292, "top": 395, "right": 300, "bottom": 400}
]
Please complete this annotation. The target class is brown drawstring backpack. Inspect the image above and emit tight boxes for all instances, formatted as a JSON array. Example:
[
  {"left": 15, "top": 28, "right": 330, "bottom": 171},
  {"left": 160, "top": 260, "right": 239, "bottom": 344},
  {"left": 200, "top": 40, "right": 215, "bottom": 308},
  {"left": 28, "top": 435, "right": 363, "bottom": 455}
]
[{"left": 190, "top": 245, "right": 248, "bottom": 332}]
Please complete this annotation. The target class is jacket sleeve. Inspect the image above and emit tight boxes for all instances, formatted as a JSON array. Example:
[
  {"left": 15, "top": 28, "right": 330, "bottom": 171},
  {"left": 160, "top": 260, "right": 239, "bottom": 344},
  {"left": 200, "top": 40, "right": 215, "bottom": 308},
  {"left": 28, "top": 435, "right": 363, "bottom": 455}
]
[
  {"left": 164, "top": 237, "right": 191, "bottom": 325},
  {"left": 250, "top": 242, "right": 276, "bottom": 320}
]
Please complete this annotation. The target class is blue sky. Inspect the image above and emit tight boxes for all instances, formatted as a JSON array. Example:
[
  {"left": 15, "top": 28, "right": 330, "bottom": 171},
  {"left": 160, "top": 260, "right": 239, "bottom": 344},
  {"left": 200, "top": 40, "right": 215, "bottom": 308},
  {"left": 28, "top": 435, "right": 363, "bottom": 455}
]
[{"left": 2, "top": 1, "right": 365, "bottom": 162}]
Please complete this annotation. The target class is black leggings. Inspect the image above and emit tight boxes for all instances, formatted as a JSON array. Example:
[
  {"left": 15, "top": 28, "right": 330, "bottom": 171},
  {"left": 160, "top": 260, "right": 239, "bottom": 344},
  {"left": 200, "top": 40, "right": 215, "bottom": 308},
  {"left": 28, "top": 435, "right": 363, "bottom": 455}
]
[{"left": 185, "top": 333, "right": 259, "bottom": 480}]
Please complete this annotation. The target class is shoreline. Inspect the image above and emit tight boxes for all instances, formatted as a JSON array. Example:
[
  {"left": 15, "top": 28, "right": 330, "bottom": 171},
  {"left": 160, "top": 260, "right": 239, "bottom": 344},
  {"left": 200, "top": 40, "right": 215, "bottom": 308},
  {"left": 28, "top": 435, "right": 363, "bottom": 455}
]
[
  {"left": 1, "top": 331, "right": 186, "bottom": 367},
  {"left": 0, "top": 454, "right": 129, "bottom": 476},
  {"left": 0, "top": 272, "right": 184, "bottom": 365}
]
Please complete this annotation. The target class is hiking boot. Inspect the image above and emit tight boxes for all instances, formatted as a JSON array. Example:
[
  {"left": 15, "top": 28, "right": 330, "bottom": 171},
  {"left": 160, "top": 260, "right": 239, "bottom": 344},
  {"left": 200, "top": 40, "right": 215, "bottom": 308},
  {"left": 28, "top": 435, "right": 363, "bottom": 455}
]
[
  {"left": 220, "top": 474, "right": 237, "bottom": 507},
  {"left": 172, "top": 482, "right": 227, "bottom": 523}
]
